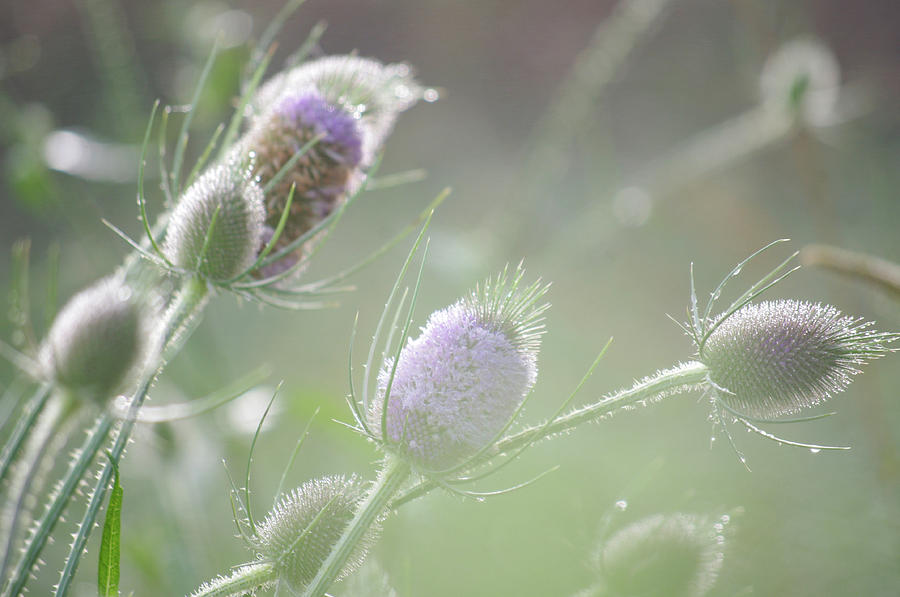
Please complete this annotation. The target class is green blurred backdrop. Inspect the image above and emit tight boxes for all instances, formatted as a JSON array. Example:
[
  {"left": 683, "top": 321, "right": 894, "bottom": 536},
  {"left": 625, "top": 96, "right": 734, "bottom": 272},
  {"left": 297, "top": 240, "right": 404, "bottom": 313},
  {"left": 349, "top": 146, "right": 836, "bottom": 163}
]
[{"left": 1, "top": 0, "right": 899, "bottom": 595}]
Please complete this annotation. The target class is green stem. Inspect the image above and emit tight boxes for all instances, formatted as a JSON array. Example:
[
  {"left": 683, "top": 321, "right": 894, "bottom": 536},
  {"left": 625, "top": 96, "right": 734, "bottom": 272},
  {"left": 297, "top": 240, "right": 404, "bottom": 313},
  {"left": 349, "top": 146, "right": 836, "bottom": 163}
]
[
  {"left": 391, "top": 361, "right": 709, "bottom": 508},
  {"left": 301, "top": 456, "right": 412, "bottom": 597},
  {"left": 0, "top": 384, "right": 52, "bottom": 486},
  {"left": 189, "top": 562, "right": 276, "bottom": 597},
  {"left": 55, "top": 277, "right": 209, "bottom": 597},
  {"left": 0, "top": 393, "right": 70, "bottom": 582}
]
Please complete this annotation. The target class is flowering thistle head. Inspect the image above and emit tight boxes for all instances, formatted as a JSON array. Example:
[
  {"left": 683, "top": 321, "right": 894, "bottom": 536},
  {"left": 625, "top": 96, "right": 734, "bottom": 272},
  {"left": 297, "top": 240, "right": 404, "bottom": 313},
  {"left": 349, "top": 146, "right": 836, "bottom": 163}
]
[
  {"left": 700, "top": 299, "right": 897, "bottom": 419},
  {"left": 163, "top": 162, "right": 264, "bottom": 282},
  {"left": 588, "top": 513, "right": 731, "bottom": 597},
  {"left": 253, "top": 55, "right": 426, "bottom": 166},
  {"left": 370, "top": 266, "right": 548, "bottom": 471},
  {"left": 252, "top": 475, "right": 374, "bottom": 592},
  {"left": 239, "top": 91, "right": 365, "bottom": 277},
  {"left": 40, "top": 276, "right": 151, "bottom": 402}
]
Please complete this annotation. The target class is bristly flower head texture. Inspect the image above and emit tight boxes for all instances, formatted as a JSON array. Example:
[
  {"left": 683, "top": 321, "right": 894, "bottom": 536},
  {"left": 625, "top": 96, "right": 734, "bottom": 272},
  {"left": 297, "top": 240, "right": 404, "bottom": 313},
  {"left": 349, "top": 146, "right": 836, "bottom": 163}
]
[
  {"left": 39, "top": 276, "right": 150, "bottom": 402},
  {"left": 586, "top": 513, "right": 731, "bottom": 597},
  {"left": 370, "top": 266, "right": 549, "bottom": 471},
  {"left": 163, "top": 162, "right": 264, "bottom": 282},
  {"left": 239, "top": 56, "right": 427, "bottom": 277},
  {"left": 251, "top": 475, "right": 373, "bottom": 593},
  {"left": 700, "top": 299, "right": 897, "bottom": 419}
]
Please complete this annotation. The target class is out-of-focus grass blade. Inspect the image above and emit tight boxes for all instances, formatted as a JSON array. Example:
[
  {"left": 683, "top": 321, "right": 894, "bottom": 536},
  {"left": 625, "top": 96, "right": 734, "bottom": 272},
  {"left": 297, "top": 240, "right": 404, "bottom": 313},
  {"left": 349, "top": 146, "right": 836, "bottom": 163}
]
[{"left": 98, "top": 457, "right": 123, "bottom": 597}]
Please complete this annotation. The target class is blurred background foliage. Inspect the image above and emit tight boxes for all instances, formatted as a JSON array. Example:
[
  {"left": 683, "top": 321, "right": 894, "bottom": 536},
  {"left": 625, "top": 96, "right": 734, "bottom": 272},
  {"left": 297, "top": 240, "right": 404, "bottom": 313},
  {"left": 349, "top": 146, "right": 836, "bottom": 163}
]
[{"left": 1, "top": 0, "right": 899, "bottom": 595}]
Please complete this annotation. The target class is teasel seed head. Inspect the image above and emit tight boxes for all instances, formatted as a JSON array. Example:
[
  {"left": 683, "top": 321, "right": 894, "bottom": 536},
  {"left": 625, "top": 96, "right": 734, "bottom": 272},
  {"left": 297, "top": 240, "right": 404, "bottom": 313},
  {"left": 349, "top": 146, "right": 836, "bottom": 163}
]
[
  {"left": 700, "top": 299, "right": 897, "bottom": 419},
  {"left": 370, "top": 266, "right": 548, "bottom": 471},
  {"left": 592, "top": 513, "right": 730, "bottom": 597},
  {"left": 253, "top": 55, "right": 425, "bottom": 166},
  {"left": 163, "top": 162, "right": 265, "bottom": 282},
  {"left": 40, "top": 276, "right": 150, "bottom": 402},
  {"left": 239, "top": 91, "right": 365, "bottom": 277},
  {"left": 253, "top": 475, "right": 375, "bottom": 592}
]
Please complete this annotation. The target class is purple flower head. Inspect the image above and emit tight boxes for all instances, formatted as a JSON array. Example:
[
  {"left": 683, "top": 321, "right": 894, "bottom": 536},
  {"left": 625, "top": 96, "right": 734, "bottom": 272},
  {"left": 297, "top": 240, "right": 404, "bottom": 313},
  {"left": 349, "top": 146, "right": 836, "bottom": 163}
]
[
  {"left": 253, "top": 55, "right": 428, "bottom": 166},
  {"left": 275, "top": 93, "right": 363, "bottom": 168},
  {"left": 371, "top": 266, "right": 548, "bottom": 471},
  {"left": 701, "top": 299, "right": 897, "bottom": 418}
]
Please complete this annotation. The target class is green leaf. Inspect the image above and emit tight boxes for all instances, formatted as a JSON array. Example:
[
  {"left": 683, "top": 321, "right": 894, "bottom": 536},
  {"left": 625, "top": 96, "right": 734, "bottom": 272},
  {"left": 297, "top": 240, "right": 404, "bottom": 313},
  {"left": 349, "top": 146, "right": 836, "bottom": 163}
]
[{"left": 98, "top": 458, "right": 123, "bottom": 597}]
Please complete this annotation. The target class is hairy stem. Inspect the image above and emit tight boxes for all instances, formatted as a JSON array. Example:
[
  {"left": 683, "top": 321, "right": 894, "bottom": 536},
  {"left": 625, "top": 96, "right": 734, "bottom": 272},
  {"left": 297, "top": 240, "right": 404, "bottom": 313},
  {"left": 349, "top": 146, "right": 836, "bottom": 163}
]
[
  {"left": 2, "top": 277, "right": 208, "bottom": 597},
  {"left": 55, "top": 276, "right": 209, "bottom": 596},
  {"left": 188, "top": 562, "right": 276, "bottom": 597},
  {"left": 0, "top": 384, "right": 52, "bottom": 487},
  {"left": 391, "top": 361, "right": 709, "bottom": 508},
  {"left": 301, "top": 456, "right": 411, "bottom": 597},
  {"left": 0, "top": 393, "right": 71, "bottom": 582}
]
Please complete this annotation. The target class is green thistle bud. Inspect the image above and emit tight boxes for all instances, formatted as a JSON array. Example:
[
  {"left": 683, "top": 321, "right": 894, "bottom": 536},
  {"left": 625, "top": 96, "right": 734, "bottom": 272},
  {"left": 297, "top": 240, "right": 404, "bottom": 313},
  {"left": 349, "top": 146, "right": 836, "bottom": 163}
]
[
  {"left": 163, "top": 163, "right": 264, "bottom": 281},
  {"left": 592, "top": 513, "right": 730, "bottom": 597},
  {"left": 40, "top": 276, "right": 149, "bottom": 402},
  {"left": 252, "top": 475, "right": 374, "bottom": 593},
  {"left": 700, "top": 300, "right": 897, "bottom": 418}
]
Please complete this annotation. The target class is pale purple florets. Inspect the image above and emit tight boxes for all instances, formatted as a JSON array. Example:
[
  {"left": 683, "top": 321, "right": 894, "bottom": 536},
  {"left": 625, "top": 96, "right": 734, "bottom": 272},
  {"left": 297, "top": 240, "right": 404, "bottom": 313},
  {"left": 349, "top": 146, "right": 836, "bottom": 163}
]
[
  {"left": 275, "top": 93, "right": 363, "bottom": 167},
  {"left": 374, "top": 302, "right": 537, "bottom": 470}
]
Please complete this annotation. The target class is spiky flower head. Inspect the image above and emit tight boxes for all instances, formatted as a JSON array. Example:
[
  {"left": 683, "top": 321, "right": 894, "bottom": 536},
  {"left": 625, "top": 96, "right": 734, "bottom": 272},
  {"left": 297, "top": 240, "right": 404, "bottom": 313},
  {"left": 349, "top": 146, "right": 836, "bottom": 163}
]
[
  {"left": 40, "top": 276, "right": 150, "bottom": 402},
  {"left": 253, "top": 56, "right": 426, "bottom": 166},
  {"left": 760, "top": 38, "right": 840, "bottom": 126},
  {"left": 252, "top": 475, "right": 374, "bottom": 593},
  {"left": 700, "top": 299, "right": 897, "bottom": 419},
  {"left": 163, "top": 162, "right": 264, "bottom": 282},
  {"left": 370, "top": 266, "right": 548, "bottom": 471},
  {"left": 239, "top": 91, "right": 365, "bottom": 278},
  {"left": 591, "top": 513, "right": 730, "bottom": 597}
]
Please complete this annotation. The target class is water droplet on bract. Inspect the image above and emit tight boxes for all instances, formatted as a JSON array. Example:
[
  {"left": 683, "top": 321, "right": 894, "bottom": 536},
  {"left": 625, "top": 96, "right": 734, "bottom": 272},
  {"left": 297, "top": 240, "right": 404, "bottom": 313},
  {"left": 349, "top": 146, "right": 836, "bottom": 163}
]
[
  {"left": 710, "top": 436, "right": 716, "bottom": 443},
  {"left": 423, "top": 88, "right": 439, "bottom": 102},
  {"left": 713, "top": 523, "right": 724, "bottom": 532},
  {"left": 615, "top": 500, "right": 628, "bottom": 511},
  {"left": 809, "top": 448, "right": 821, "bottom": 454},
  {"left": 720, "top": 514, "right": 730, "bottom": 523}
]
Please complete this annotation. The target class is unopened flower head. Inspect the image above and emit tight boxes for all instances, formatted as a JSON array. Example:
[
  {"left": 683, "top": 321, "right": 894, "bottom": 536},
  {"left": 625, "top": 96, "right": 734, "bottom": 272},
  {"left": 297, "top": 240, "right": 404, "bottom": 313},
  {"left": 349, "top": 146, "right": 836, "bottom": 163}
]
[
  {"left": 40, "top": 276, "right": 150, "bottom": 402},
  {"left": 371, "top": 266, "right": 548, "bottom": 471},
  {"left": 253, "top": 475, "right": 374, "bottom": 592},
  {"left": 592, "top": 513, "right": 730, "bottom": 597},
  {"left": 700, "top": 299, "right": 897, "bottom": 419},
  {"left": 163, "top": 162, "right": 264, "bottom": 282},
  {"left": 760, "top": 38, "right": 840, "bottom": 126}
]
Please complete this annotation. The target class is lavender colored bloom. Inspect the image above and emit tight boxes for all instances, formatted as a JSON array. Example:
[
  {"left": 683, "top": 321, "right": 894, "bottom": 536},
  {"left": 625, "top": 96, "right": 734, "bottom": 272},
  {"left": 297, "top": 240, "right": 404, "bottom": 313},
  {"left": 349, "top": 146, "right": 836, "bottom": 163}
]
[
  {"left": 253, "top": 55, "right": 426, "bottom": 166},
  {"left": 371, "top": 267, "right": 547, "bottom": 471},
  {"left": 701, "top": 299, "right": 896, "bottom": 418},
  {"left": 277, "top": 93, "right": 363, "bottom": 167}
]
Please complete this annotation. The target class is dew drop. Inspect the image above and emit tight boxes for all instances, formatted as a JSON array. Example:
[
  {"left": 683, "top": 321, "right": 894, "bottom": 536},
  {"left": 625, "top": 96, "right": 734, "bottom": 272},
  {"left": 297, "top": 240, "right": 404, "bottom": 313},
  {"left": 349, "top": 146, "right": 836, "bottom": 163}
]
[
  {"left": 614, "top": 500, "right": 628, "bottom": 511},
  {"left": 809, "top": 448, "right": 821, "bottom": 454},
  {"left": 423, "top": 88, "right": 440, "bottom": 102}
]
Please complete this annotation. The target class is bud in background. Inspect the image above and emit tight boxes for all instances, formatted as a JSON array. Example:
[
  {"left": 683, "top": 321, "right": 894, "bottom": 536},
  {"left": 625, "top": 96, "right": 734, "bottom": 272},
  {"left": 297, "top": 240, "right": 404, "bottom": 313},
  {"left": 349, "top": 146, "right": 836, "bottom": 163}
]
[
  {"left": 700, "top": 299, "right": 897, "bottom": 419},
  {"left": 759, "top": 38, "right": 840, "bottom": 127},
  {"left": 252, "top": 475, "right": 374, "bottom": 593},
  {"left": 582, "top": 513, "right": 731, "bottom": 597},
  {"left": 370, "top": 267, "right": 548, "bottom": 471},
  {"left": 163, "top": 162, "right": 265, "bottom": 282},
  {"left": 239, "top": 56, "right": 427, "bottom": 277},
  {"left": 40, "top": 276, "right": 150, "bottom": 402}
]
